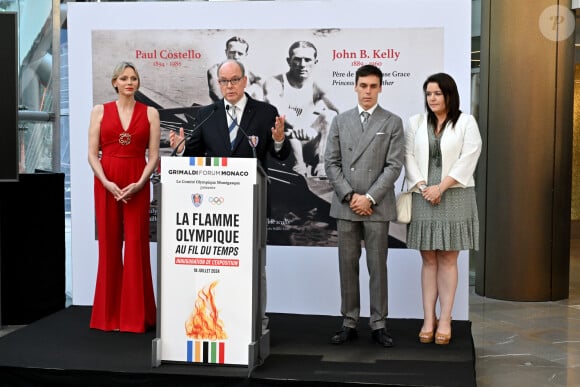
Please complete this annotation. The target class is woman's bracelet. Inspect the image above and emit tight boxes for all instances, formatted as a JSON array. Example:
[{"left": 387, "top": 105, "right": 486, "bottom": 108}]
[{"left": 436, "top": 185, "right": 442, "bottom": 196}]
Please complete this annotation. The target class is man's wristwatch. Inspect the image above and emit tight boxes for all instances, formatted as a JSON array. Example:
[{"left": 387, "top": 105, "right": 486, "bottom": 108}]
[
  {"left": 343, "top": 191, "right": 354, "bottom": 203},
  {"left": 365, "top": 193, "right": 374, "bottom": 206}
]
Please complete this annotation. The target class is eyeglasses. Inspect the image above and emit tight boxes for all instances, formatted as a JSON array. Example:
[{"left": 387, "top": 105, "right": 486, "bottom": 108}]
[{"left": 218, "top": 77, "right": 243, "bottom": 86}]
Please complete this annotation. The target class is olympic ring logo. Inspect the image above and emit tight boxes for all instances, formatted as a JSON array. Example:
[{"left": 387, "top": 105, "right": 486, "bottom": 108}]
[{"left": 208, "top": 196, "right": 224, "bottom": 205}]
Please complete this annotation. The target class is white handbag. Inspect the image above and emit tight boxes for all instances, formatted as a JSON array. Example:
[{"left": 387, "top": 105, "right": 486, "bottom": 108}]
[{"left": 395, "top": 190, "right": 412, "bottom": 224}]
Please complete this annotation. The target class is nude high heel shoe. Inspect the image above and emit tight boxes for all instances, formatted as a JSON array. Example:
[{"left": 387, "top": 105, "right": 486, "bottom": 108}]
[
  {"left": 435, "top": 318, "right": 452, "bottom": 345},
  {"left": 418, "top": 319, "right": 438, "bottom": 344},
  {"left": 418, "top": 330, "right": 434, "bottom": 343},
  {"left": 435, "top": 331, "right": 451, "bottom": 345}
]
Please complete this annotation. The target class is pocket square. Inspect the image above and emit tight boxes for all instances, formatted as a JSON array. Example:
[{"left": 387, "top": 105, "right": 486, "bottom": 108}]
[{"left": 376, "top": 132, "right": 385, "bottom": 135}]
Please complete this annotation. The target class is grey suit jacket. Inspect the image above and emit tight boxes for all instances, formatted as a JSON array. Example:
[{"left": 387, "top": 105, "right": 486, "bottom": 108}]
[{"left": 324, "top": 105, "right": 404, "bottom": 222}]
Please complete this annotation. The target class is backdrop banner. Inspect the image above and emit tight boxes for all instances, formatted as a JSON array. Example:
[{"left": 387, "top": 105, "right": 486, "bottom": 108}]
[{"left": 68, "top": 0, "right": 472, "bottom": 320}]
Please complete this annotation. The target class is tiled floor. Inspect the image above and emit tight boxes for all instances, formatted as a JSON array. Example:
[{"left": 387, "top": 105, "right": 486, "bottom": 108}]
[
  {"left": 1, "top": 233, "right": 579, "bottom": 386},
  {"left": 471, "top": 234, "right": 580, "bottom": 387}
]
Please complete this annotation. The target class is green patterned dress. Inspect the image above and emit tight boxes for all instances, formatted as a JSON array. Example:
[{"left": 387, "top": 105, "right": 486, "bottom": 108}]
[{"left": 406, "top": 126, "right": 479, "bottom": 251}]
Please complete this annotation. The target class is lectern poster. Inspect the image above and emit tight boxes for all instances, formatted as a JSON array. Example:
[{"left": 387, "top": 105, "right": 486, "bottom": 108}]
[{"left": 159, "top": 156, "right": 257, "bottom": 365}]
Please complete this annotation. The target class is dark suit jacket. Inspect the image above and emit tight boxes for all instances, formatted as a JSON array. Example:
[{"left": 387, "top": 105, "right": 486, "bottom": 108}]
[{"left": 184, "top": 94, "right": 291, "bottom": 171}]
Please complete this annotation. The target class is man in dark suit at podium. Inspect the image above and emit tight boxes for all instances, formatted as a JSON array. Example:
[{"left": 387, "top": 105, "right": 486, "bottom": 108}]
[
  {"left": 171, "top": 59, "right": 289, "bottom": 170},
  {"left": 170, "top": 59, "right": 291, "bottom": 334}
]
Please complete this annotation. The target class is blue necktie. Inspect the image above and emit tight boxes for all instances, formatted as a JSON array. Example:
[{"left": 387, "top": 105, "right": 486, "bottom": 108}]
[{"left": 228, "top": 106, "right": 238, "bottom": 149}]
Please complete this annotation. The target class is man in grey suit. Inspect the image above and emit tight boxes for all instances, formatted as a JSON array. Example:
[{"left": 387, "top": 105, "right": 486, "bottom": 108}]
[{"left": 324, "top": 65, "right": 404, "bottom": 347}]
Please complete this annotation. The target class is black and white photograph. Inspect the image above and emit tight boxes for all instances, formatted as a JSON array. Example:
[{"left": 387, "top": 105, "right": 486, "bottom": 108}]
[{"left": 91, "top": 27, "right": 443, "bottom": 246}]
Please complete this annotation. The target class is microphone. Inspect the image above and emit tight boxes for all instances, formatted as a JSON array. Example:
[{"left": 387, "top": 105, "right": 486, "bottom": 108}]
[
  {"left": 226, "top": 105, "right": 258, "bottom": 159},
  {"left": 171, "top": 104, "right": 218, "bottom": 157}
]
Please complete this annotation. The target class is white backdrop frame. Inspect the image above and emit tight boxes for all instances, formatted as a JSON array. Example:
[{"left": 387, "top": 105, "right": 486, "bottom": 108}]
[{"left": 68, "top": 0, "right": 473, "bottom": 320}]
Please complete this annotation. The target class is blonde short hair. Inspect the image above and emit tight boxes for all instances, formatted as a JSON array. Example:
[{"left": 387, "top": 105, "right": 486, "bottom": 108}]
[{"left": 111, "top": 61, "right": 140, "bottom": 93}]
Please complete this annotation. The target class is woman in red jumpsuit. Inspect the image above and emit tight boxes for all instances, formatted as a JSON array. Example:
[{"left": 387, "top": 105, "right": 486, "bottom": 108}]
[{"left": 87, "top": 62, "right": 160, "bottom": 333}]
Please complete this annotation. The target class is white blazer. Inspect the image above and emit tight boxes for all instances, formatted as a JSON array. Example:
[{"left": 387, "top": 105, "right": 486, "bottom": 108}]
[{"left": 404, "top": 112, "right": 482, "bottom": 191}]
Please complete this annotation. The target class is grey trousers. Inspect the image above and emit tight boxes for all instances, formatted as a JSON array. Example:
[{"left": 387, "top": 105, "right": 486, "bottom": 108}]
[{"left": 336, "top": 219, "right": 389, "bottom": 330}]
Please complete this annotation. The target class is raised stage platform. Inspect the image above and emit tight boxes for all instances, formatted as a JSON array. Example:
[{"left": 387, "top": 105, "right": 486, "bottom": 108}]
[{"left": 0, "top": 306, "right": 475, "bottom": 386}]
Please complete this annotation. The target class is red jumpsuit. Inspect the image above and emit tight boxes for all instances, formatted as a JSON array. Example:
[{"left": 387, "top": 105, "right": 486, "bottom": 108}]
[{"left": 90, "top": 101, "right": 156, "bottom": 333}]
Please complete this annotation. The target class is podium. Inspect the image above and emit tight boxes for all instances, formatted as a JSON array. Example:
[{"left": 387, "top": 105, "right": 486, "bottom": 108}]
[{"left": 153, "top": 156, "right": 268, "bottom": 371}]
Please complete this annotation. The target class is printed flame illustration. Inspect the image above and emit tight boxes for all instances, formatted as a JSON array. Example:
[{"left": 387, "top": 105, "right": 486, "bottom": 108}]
[{"left": 185, "top": 280, "right": 227, "bottom": 340}]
